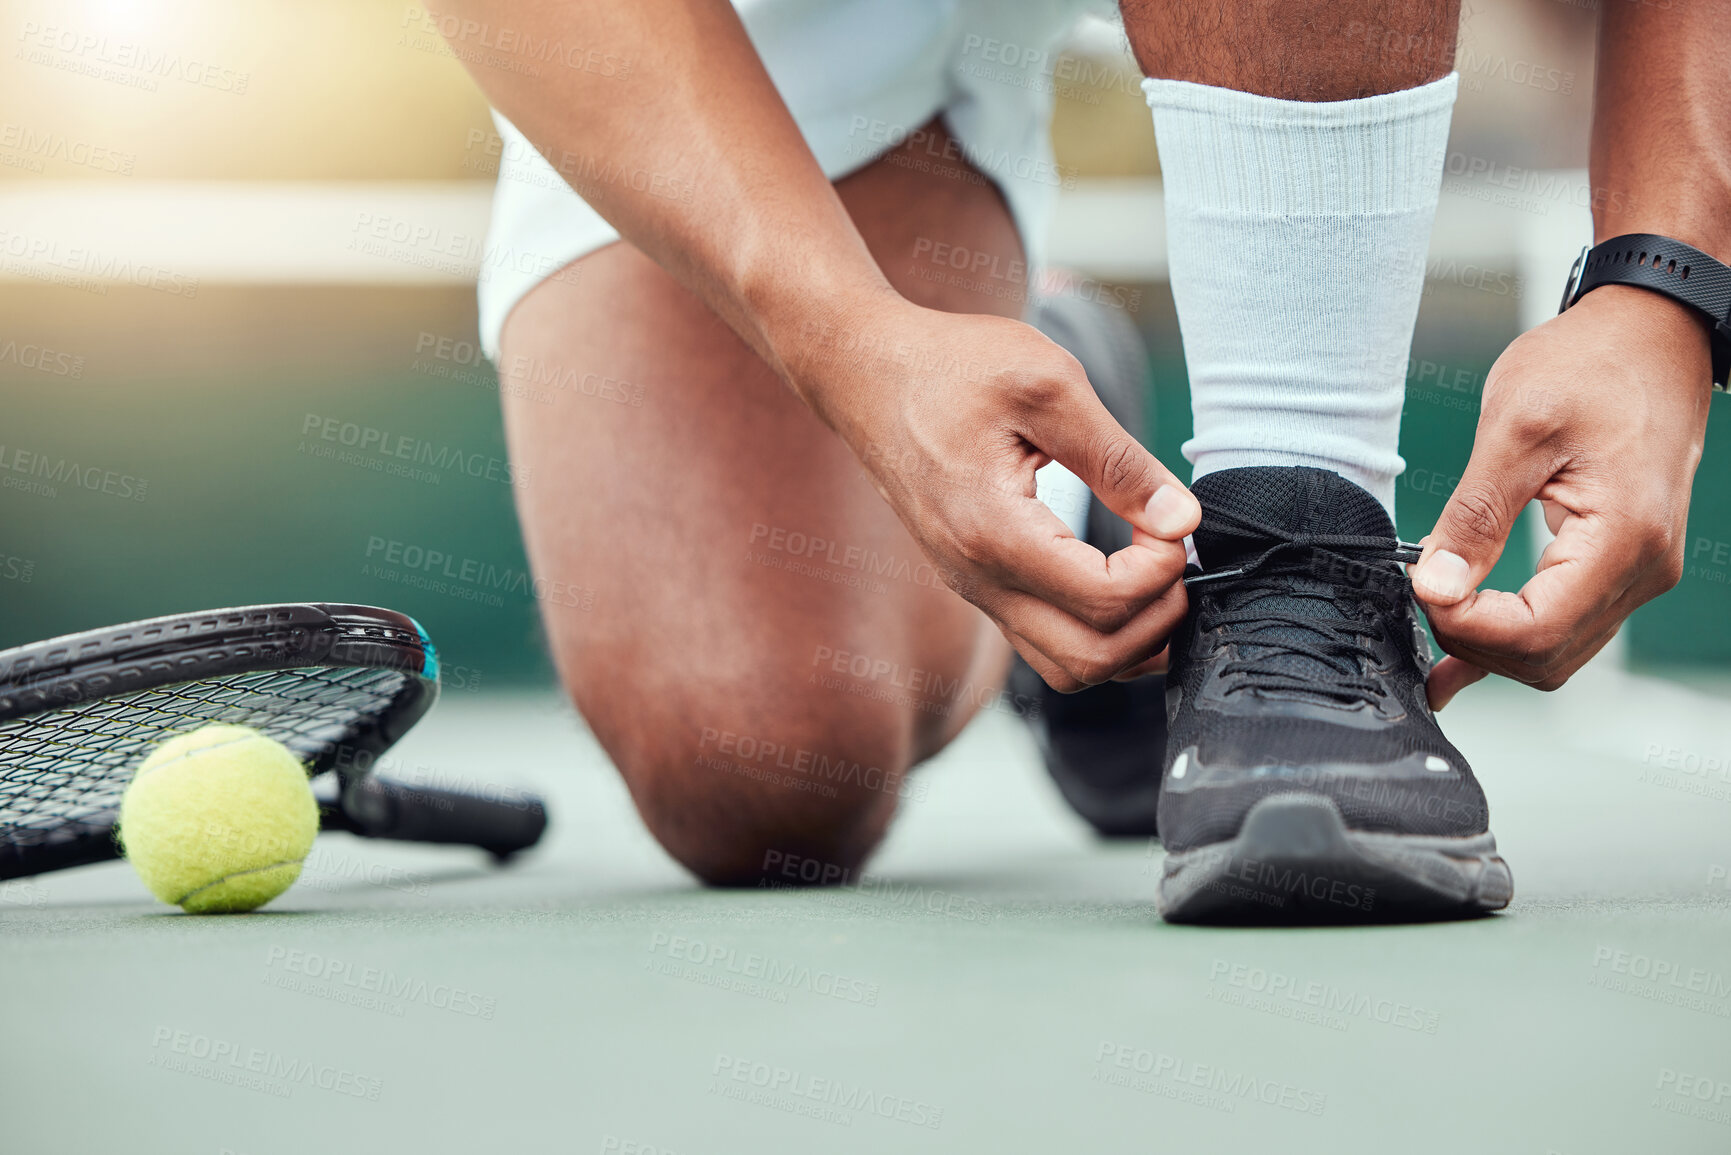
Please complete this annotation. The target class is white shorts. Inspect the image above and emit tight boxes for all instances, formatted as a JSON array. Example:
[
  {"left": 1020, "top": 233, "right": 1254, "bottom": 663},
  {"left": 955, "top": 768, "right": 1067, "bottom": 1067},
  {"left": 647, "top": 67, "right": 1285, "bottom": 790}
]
[{"left": 477, "top": 0, "right": 1108, "bottom": 359}]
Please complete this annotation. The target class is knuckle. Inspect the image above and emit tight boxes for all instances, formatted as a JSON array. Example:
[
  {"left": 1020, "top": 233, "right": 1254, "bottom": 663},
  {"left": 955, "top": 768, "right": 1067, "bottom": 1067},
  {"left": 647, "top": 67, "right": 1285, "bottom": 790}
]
[
  {"left": 1098, "top": 605, "right": 1137, "bottom": 634},
  {"left": 943, "top": 520, "right": 998, "bottom": 572},
  {"left": 1045, "top": 671, "right": 1085, "bottom": 694},
  {"left": 941, "top": 565, "right": 985, "bottom": 603},
  {"left": 1637, "top": 516, "right": 1677, "bottom": 561},
  {"left": 1656, "top": 551, "right": 1685, "bottom": 590},
  {"left": 1504, "top": 397, "right": 1566, "bottom": 445},
  {"left": 1445, "top": 481, "right": 1508, "bottom": 547},
  {"left": 1070, "top": 649, "right": 1120, "bottom": 687},
  {"left": 1096, "top": 436, "right": 1151, "bottom": 496},
  {"left": 1522, "top": 631, "right": 1570, "bottom": 669},
  {"left": 1008, "top": 369, "right": 1066, "bottom": 412},
  {"left": 1487, "top": 379, "right": 1572, "bottom": 444},
  {"left": 949, "top": 539, "right": 991, "bottom": 572},
  {"left": 1080, "top": 595, "right": 1135, "bottom": 634}
]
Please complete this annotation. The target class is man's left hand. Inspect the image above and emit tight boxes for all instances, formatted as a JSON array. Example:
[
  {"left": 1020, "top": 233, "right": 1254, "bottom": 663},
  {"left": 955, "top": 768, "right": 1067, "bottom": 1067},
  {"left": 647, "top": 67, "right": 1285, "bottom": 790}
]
[{"left": 1410, "top": 284, "right": 1715, "bottom": 709}]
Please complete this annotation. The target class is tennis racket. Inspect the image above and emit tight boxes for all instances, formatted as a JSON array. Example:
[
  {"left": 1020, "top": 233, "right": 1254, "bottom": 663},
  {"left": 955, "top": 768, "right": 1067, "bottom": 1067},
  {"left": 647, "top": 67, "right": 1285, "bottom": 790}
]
[{"left": 0, "top": 602, "right": 546, "bottom": 881}]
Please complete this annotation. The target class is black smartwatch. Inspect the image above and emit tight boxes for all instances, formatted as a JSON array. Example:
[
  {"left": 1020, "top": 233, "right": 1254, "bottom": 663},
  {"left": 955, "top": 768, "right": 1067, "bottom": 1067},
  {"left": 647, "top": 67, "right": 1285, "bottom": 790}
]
[{"left": 1558, "top": 232, "right": 1731, "bottom": 391}]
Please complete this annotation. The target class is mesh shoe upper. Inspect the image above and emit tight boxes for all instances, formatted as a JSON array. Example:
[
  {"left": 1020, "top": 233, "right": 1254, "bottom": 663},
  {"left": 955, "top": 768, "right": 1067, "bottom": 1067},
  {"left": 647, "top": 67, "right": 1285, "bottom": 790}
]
[{"left": 1158, "top": 466, "right": 1490, "bottom": 852}]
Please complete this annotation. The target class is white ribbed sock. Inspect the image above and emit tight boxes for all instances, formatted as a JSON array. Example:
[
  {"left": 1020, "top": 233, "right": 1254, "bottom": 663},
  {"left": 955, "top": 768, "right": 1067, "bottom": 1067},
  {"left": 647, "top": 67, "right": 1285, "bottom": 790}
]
[{"left": 1142, "top": 74, "right": 1458, "bottom": 515}]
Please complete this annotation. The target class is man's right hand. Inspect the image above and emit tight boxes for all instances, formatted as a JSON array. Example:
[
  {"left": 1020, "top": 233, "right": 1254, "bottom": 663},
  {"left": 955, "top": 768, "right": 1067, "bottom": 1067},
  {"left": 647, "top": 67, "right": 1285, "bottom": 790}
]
[
  {"left": 789, "top": 296, "right": 1200, "bottom": 692},
  {"left": 430, "top": 0, "right": 1198, "bottom": 687}
]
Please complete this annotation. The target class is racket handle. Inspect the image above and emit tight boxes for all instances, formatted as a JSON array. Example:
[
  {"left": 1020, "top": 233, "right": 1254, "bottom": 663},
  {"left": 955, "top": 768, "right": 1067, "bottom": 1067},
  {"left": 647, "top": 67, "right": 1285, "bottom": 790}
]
[
  {"left": 329, "top": 777, "right": 547, "bottom": 861},
  {"left": 0, "top": 826, "right": 119, "bottom": 879},
  {"left": 0, "top": 781, "right": 547, "bottom": 881}
]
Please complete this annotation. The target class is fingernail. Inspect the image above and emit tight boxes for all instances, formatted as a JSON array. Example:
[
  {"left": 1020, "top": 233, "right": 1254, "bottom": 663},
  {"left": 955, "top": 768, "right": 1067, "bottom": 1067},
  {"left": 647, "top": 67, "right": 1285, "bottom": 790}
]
[
  {"left": 1145, "top": 485, "right": 1197, "bottom": 539},
  {"left": 1413, "top": 549, "right": 1472, "bottom": 601}
]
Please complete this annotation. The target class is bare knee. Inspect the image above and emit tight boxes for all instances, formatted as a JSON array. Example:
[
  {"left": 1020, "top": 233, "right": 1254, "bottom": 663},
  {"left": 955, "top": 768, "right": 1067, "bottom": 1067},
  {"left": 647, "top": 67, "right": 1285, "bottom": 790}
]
[{"left": 587, "top": 680, "right": 918, "bottom": 887}]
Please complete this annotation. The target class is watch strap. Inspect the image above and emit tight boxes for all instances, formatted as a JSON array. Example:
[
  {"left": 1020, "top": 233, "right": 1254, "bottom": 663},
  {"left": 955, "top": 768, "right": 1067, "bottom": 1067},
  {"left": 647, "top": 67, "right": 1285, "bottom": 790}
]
[{"left": 1561, "top": 233, "right": 1731, "bottom": 389}]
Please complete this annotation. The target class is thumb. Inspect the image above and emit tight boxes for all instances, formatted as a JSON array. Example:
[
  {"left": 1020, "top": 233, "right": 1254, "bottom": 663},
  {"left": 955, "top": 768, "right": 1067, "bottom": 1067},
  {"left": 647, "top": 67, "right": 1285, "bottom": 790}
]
[
  {"left": 1038, "top": 390, "right": 1199, "bottom": 543},
  {"left": 1412, "top": 432, "right": 1550, "bottom": 607}
]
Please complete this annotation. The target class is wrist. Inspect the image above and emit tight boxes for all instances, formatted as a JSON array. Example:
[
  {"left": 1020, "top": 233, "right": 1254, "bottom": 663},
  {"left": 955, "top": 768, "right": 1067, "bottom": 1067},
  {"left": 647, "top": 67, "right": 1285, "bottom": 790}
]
[
  {"left": 1564, "top": 230, "right": 1730, "bottom": 390},
  {"left": 756, "top": 277, "right": 908, "bottom": 417},
  {"left": 1593, "top": 282, "right": 1712, "bottom": 335},
  {"left": 1581, "top": 284, "right": 1715, "bottom": 391}
]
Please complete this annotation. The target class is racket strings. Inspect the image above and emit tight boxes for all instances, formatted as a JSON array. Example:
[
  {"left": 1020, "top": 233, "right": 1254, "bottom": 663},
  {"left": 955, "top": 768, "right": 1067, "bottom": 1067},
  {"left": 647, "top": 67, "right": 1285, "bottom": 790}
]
[{"left": 0, "top": 666, "right": 409, "bottom": 845}]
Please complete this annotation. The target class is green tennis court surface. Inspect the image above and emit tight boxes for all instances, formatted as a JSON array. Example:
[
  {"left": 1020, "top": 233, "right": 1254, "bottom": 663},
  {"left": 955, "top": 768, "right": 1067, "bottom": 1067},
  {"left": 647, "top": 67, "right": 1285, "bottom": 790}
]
[{"left": 5, "top": 670, "right": 1730, "bottom": 1154}]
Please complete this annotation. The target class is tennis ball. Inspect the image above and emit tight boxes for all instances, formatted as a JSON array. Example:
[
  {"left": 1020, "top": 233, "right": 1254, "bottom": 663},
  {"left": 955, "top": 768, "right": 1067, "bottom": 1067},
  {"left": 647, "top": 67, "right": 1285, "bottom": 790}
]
[{"left": 119, "top": 723, "right": 318, "bottom": 914}]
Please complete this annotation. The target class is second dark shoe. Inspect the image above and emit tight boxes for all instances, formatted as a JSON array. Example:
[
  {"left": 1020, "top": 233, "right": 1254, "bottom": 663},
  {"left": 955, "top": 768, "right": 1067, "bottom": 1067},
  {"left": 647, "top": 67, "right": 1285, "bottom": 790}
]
[
  {"left": 1013, "top": 284, "right": 1164, "bottom": 838},
  {"left": 1155, "top": 466, "right": 1512, "bottom": 923},
  {"left": 1011, "top": 660, "right": 1166, "bottom": 838}
]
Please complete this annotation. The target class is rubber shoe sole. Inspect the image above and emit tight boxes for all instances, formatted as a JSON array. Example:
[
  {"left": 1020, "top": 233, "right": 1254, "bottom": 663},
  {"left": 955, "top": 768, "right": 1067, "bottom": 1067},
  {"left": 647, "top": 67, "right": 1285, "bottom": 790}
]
[{"left": 1156, "top": 793, "right": 1513, "bottom": 924}]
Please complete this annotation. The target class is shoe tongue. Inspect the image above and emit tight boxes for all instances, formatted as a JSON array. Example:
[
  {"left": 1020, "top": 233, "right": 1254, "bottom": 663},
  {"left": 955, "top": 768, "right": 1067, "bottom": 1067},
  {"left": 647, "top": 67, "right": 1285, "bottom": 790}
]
[
  {"left": 1187, "top": 467, "right": 1396, "bottom": 699},
  {"left": 1189, "top": 466, "right": 1394, "bottom": 569}
]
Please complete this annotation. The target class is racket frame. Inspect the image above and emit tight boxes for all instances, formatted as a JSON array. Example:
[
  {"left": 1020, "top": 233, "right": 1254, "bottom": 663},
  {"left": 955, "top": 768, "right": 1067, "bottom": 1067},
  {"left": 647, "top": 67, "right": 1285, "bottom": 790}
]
[{"left": 0, "top": 602, "right": 440, "bottom": 879}]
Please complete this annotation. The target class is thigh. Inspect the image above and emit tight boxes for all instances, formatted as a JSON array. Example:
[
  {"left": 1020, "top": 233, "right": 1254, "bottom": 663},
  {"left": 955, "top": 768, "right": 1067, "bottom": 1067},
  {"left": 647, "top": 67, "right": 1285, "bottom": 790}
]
[{"left": 498, "top": 119, "right": 1029, "bottom": 773}]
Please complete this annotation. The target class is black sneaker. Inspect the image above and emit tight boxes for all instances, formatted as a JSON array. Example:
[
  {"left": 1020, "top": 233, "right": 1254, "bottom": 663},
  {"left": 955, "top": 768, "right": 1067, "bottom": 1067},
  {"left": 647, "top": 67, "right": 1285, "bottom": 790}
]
[
  {"left": 1011, "top": 661, "right": 1166, "bottom": 837},
  {"left": 1013, "top": 283, "right": 1165, "bottom": 838},
  {"left": 1155, "top": 466, "right": 1512, "bottom": 923}
]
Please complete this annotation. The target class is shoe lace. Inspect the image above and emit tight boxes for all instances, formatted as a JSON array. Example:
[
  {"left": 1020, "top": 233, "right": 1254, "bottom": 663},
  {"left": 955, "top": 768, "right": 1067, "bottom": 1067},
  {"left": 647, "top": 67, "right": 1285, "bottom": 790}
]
[{"left": 1183, "top": 507, "right": 1423, "bottom": 704}]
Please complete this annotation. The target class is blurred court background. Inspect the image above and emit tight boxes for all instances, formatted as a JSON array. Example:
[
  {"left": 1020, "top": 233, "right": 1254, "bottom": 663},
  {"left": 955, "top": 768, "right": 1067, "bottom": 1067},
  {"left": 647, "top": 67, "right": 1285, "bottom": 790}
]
[{"left": 2, "top": 0, "right": 1728, "bottom": 677}]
